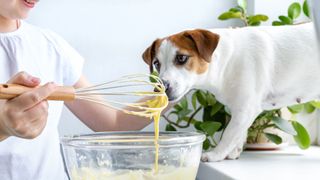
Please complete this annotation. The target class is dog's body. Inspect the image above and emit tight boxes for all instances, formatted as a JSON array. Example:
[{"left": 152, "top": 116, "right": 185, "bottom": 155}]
[{"left": 143, "top": 23, "right": 319, "bottom": 161}]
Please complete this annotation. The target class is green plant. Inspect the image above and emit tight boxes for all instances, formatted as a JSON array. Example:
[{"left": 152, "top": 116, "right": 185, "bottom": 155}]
[
  {"left": 272, "top": 1, "right": 310, "bottom": 25},
  {"left": 163, "top": 0, "right": 314, "bottom": 150},
  {"left": 218, "top": 0, "right": 269, "bottom": 26},
  {"left": 246, "top": 104, "right": 313, "bottom": 149},
  {"left": 162, "top": 90, "right": 231, "bottom": 150}
]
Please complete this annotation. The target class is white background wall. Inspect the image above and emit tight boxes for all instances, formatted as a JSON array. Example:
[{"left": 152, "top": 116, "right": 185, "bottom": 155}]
[{"left": 27, "top": 0, "right": 238, "bottom": 135}]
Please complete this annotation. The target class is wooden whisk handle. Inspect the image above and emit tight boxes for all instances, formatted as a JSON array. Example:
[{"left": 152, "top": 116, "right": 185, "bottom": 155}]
[{"left": 0, "top": 84, "right": 75, "bottom": 101}]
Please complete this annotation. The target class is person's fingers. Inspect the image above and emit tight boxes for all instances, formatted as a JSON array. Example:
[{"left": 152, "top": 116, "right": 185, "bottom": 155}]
[
  {"left": 7, "top": 71, "right": 40, "bottom": 87},
  {"left": 9, "top": 82, "right": 56, "bottom": 110}
]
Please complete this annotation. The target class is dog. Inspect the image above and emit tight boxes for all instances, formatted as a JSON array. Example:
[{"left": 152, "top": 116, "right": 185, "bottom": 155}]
[{"left": 142, "top": 22, "right": 319, "bottom": 162}]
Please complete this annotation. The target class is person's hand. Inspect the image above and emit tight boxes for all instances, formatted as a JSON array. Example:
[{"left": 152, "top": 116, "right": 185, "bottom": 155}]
[{"left": 0, "top": 72, "right": 57, "bottom": 141}]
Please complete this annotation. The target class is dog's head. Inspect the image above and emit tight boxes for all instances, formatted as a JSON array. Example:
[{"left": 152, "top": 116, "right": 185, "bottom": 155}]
[{"left": 142, "top": 29, "right": 220, "bottom": 101}]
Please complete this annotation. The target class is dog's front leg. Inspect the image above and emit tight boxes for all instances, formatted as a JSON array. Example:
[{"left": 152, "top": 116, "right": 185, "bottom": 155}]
[
  {"left": 226, "top": 129, "right": 248, "bottom": 160},
  {"left": 226, "top": 130, "right": 247, "bottom": 160},
  {"left": 202, "top": 106, "right": 260, "bottom": 162}
]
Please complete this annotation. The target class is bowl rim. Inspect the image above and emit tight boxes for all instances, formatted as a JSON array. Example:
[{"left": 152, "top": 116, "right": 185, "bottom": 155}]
[{"left": 60, "top": 131, "right": 206, "bottom": 149}]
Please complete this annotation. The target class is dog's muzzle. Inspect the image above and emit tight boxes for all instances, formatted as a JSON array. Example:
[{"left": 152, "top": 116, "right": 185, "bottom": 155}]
[{"left": 162, "top": 80, "right": 175, "bottom": 101}]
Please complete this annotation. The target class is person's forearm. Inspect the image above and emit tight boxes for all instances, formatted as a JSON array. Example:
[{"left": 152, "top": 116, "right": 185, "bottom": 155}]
[
  {"left": 66, "top": 99, "right": 152, "bottom": 131},
  {"left": 115, "top": 110, "right": 152, "bottom": 131}
]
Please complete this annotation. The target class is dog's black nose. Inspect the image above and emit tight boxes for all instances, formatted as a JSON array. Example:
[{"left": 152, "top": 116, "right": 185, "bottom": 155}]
[
  {"left": 162, "top": 80, "right": 170, "bottom": 92},
  {"left": 162, "top": 80, "right": 175, "bottom": 101}
]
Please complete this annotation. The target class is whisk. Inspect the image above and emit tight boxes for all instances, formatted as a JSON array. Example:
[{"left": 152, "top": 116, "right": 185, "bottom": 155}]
[{"left": 0, "top": 74, "right": 168, "bottom": 118}]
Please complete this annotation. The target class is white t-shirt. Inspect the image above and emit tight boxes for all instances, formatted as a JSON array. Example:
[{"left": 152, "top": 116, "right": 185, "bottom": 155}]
[{"left": 0, "top": 21, "right": 84, "bottom": 180}]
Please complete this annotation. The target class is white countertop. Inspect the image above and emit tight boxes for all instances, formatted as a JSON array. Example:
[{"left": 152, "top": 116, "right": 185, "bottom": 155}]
[{"left": 197, "top": 146, "right": 320, "bottom": 180}]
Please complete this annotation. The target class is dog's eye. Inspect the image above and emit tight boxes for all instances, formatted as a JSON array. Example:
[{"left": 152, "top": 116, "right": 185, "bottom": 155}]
[
  {"left": 175, "top": 54, "right": 189, "bottom": 65},
  {"left": 153, "top": 59, "right": 161, "bottom": 71}
]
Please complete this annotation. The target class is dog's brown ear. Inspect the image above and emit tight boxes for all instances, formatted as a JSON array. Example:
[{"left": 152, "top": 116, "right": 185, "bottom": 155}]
[
  {"left": 142, "top": 39, "right": 161, "bottom": 73},
  {"left": 183, "top": 29, "right": 220, "bottom": 62}
]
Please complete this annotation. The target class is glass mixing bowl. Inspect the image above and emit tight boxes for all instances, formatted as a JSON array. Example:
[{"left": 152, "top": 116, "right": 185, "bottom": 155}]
[{"left": 61, "top": 131, "right": 205, "bottom": 180}]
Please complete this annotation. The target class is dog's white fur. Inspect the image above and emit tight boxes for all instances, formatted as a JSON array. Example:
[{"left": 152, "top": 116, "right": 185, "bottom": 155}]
[{"left": 150, "top": 23, "right": 319, "bottom": 161}]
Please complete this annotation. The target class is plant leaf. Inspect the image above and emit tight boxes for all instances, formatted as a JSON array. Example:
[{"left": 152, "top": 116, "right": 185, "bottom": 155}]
[
  {"left": 196, "top": 90, "right": 207, "bottom": 106},
  {"left": 304, "top": 103, "right": 315, "bottom": 113},
  {"left": 174, "top": 104, "right": 182, "bottom": 111},
  {"left": 180, "top": 97, "right": 188, "bottom": 109},
  {"left": 203, "top": 138, "right": 211, "bottom": 150},
  {"left": 264, "top": 133, "right": 282, "bottom": 145},
  {"left": 149, "top": 71, "right": 159, "bottom": 83},
  {"left": 292, "top": 121, "right": 311, "bottom": 149},
  {"left": 287, "top": 104, "right": 304, "bottom": 114},
  {"left": 200, "top": 121, "right": 221, "bottom": 136},
  {"left": 224, "top": 106, "right": 231, "bottom": 115},
  {"left": 279, "top": 15, "right": 293, "bottom": 25},
  {"left": 165, "top": 124, "right": 177, "bottom": 131},
  {"left": 202, "top": 106, "right": 212, "bottom": 122},
  {"left": 249, "top": 14, "right": 269, "bottom": 23},
  {"left": 210, "top": 103, "right": 223, "bottom": 116},
  {"left": 288, "top": 2, "right": 301, "bottom": 19},
  {"left": 303, "top": 0, "right": 310, "bottom": 17},
  {"left": 195, "top": 121, "right": 203, "bottom": 131},
  {"left": 249, "top": 21, "right": 261, "bottom": 26},
  {"left": 168, "top": 111, "right": 178, "bottom": 116},
  {"left": 218, "top": 12, "right": 242, "bottom": 20},
  {"left": 207, "top": 93, "right": 217, "bottom": 106},
  {"left": 272, "top": 117, "right": 297, "bottom": 135},
  {"left": 310, "top": 101, "right": 320, "bottom": 108},
  {"left": 176, "top": 117, "right": 183, "bottom": 124},
  {"left": 272, "top": 21, "right": 285, "bottom": 26},
  {"left": 178, "top": 109, "right": 192, "bottom": 119},
  {"left": 192, "top": 92, "right": 197, "bottom": 110}
]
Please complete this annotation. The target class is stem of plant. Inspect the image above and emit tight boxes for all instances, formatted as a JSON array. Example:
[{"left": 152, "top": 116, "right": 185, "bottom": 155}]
[
  {"left": 162, "top": 106, "right": 202, "bottom": 128},
  {"left": 242, "top": 17, "right": 249, "bottom": 26},
  {"left": 255, "top": 129, "right": 262, "bottom": 143},
  {"left": 211, "top": 136, "right": 218, "bottom": 146},
  {"left": 241, "top": 12, "right": 249, "bottom": 26}
]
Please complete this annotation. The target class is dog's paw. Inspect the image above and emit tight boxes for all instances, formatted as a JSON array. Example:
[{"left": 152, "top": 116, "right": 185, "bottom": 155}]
[
  {"left": 201, "top": 151, "right": 225, "bottom": 162},
  {"left": 226, "top": 146, "right": 243, "bottom": 160}
]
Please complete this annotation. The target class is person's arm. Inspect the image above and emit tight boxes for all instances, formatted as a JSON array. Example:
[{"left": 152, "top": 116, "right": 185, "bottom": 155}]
[
  {"left": 65, "top": 75, "right": 163, "bottom": 131},
  {"left": 0, "top": 72, "right": 57, "bottom": 141}
]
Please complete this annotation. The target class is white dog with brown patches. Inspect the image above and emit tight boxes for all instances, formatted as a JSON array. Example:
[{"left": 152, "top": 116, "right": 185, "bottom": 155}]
[{"left": 142, "top": 23, "right": 319, "bottom": 162}]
